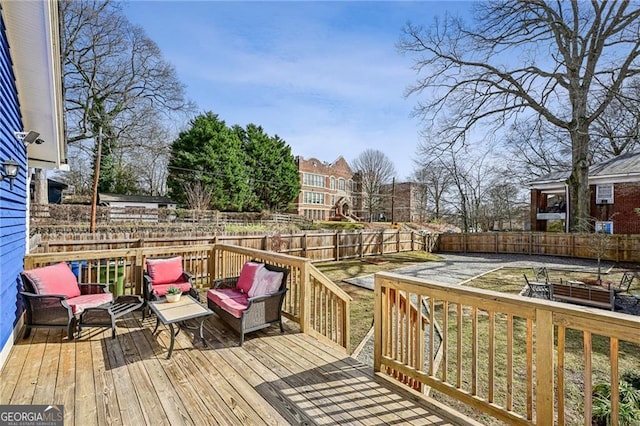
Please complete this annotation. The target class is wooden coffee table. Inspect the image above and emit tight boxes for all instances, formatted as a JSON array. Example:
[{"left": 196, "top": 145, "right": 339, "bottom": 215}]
[{"left": 149, "top": 295, "right": 213, "bottom": 359}]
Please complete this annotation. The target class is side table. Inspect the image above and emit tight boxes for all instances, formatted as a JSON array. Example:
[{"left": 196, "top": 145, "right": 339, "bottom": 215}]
[
  {"left": 149, "top": 295, "right": 213, "bottom": 359},
  {"left": 78, "top": 295, "right": 144, "bottom": 339}
]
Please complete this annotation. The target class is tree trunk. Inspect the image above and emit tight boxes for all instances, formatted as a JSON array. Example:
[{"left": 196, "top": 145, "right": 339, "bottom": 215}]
[
  {"left": 567, "top": 128, "right": 591, "bottom": 232},
  {"left": 32, "top": 168, "right": 48, "bottom": 204}
]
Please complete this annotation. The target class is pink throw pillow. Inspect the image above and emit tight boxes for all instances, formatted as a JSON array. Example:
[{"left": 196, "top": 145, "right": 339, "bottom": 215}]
[
  {"left": 236, "top": 262, "right": 264, "bottom": 294},
  {"left": 248, "top": 267, "right": 284, "bottom": 298},
  {"left": 23, "top": 262, "right": 81, "bottom": 298},
  {"left": 146, "top": 256, "right": 184, "bottom": 285}
]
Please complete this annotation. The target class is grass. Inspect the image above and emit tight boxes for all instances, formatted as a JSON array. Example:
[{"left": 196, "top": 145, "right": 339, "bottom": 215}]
[
  {"left": 315, "top": 255, "right": 640, "bottom": 425},
  {"left": 315, "top": 251, "right": 441, "bottom": 351}
]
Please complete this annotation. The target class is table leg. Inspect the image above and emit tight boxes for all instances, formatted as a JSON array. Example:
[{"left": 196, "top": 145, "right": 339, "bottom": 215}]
[
  {"left": 199, "top": 319, "right": 205, "bottom": 344},
  {"left": 153, "top": 317, "right": 160, "bottom": 334},
  {"left": 167, "top": 323, "right": 176, "bottom": 359}
]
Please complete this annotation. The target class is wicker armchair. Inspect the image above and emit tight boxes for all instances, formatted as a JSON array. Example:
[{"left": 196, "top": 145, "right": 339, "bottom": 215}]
[
  {"left": 207, "top": 263, "right": 289, "bottom": 346},
  {"left": 20, "top": 263, "right": 113, "bottom": 340},
  {"left": 143, "top": 256, "right": 199, "bottom": 318}
]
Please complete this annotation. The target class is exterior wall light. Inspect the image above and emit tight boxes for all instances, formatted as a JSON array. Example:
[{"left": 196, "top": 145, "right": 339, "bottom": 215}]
[{"left": 1, "top": 158, "right": 20, "bottom": 189}]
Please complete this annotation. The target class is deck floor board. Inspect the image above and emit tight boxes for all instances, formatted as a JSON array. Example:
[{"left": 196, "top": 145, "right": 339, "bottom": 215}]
[{"left": 0, "top": 311, "right": 472, "bottom": 425}]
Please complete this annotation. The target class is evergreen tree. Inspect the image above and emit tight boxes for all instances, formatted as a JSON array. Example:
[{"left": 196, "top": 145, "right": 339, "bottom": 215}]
[
  {"left": 168, "top": 112, "right": 250, "bottom": 211},
  {"left": 238, "top": 124, "right": 300, "bottom": 212}
]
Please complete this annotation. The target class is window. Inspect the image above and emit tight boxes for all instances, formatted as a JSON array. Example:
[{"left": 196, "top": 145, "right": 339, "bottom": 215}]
[
  {"left": 348, "top": 179, "right": 353, "bottom": 192},
  {"left": 595, "top": 184, "right": 614, "bottom": 204},
  {"left": 303, "top": 191, "right": 324, "bottom": 204},
  {"left": 330, "top": 176, "right": 336, "bottom": 190},
  {"left": 595, "top": 221, "right": 613, "bottom": 234},
  {"left": 303, "top": 173, "right": 325, "bottom": 188},
  {"left": 338, "top": 178, "right": 345, "bottom": 191}
]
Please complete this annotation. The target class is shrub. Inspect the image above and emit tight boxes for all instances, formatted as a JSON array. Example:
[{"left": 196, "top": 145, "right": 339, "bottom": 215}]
[{"left": 592, "top": 377, "right": 640, "bottom": 426}]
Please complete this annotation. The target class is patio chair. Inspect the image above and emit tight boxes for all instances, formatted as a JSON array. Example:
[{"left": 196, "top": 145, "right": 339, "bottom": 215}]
[
  {"left": 609, "top": 271, "right": 635, "bottom": 293},
  {"left": 143, "top": 256, "right": 199, "bottom": 318},
  {"left": 207, "top": 261, "right": 289, "bottom": 346},
  {"left": 20, "top": 262, "right": 113, "bottom": 340},
  {"left": 609, "top": 271, "right": 639, "bottom": 306},
  {"left": 523, "top": 273, "right": 551, "bottom": 300},
  {"left": 532, "top": 266, "right": 549, "bottom": 283}
]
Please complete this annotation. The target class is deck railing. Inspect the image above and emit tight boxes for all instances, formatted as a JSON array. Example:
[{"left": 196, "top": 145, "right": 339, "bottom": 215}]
[
  {"left": 23, "top": 243, "right": 351, "bottom": 352},
  {"left": 374, "top": 271, "right": 640, "bottom": 425},
  {"left": 211, "top": 244, "right": 351, "bottom": 352}
]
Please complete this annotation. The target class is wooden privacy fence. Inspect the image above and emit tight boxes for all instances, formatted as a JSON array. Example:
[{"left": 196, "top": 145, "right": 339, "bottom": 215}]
[
  {"left": 23, "top": 243, "right": 351, "bottom": 352},
  {"left": 374, "top": 271, "right": 640, "bottom": 425},
  {"left": 32, "top": 230, "right": 440, "bottom": 262},
  {"left": 31, "top": 204, "right": 313, "bottom": 227},
  {"left": 439, "top": 231, "right": 640, "bottom": 263}
]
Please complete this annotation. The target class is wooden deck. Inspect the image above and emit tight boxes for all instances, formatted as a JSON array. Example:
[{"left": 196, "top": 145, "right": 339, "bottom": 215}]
[{"left": 0, "top": 312, "right": 474, "bottom": 425}]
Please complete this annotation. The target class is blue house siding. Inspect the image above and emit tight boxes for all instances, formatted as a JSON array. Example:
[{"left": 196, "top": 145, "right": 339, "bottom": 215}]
[{"left": 0, "top": 10, "right": 27, "bottom": 354}]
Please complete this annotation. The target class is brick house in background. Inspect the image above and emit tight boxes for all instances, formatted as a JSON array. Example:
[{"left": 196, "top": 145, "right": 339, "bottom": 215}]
[
  {"left": 293, "top": 156, "right": 357, "bottom": 221},
  {"left": 377, "top": 181, "right": 427, "bottom": 223},
  {"left": 529, "top": 151, "right": 640, "bottom": 234}
]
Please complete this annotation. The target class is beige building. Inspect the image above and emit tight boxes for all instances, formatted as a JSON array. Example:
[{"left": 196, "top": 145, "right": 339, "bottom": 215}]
[{"left": 293, "top": 156, "right": 357, "bottom": 221}]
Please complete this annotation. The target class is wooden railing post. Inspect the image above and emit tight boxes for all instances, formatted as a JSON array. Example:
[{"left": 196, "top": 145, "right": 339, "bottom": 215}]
[
  {"left": 299, "top": 260, "right": 310, "bottom": 333},
  {"left": 373, "top": 274, "right": 382, "bottom": 373},
  {"left": 302, "top": 233, "right": 308, "bottom": 259},
  {"left": 210, "top": 245, "right": 217, "bottom": 281},
  {"left": 134, "top": 248, "right": 144, "bottom": 295},
  {"left": 335, "top": 232, "right": 340, "bottom": 261},
  {"left": 535, "top": 308, "right": 555, "bottom": 424}
]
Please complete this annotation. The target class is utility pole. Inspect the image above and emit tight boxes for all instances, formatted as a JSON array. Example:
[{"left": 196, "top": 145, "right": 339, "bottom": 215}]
[
  {"left": 391, "top": 177, "right": 395, "bottom": 223},
  {"left": 90, "top": 127, "right": 102, "bottom": 234}
]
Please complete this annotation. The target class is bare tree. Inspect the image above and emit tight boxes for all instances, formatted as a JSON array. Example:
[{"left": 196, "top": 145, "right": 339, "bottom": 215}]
[
  {"left": 352, "top": 149, "right": 396, "bottom": 222},
  {"left": 60, "top": 0, "right": 194, "bottom": 194},
  {"left": 183, "top": 180, "right": 213, "bottom": 211},
  {"left": 412, "top": 161, "right": 452, "bottom": 221},
  {"left": 503, "top": 118, "right": 572, "bottom": 181},
  {"left": 399, "top": 1, "right": 640, "bottom": 232},
  {"left": 590, "top": 77, "right": 640, "bottom": 162}
]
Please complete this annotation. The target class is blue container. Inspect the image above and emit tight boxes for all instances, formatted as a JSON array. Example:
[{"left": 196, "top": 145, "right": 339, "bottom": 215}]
[{"left": 69, "top": 260, "right": 87, "bottom": 282}]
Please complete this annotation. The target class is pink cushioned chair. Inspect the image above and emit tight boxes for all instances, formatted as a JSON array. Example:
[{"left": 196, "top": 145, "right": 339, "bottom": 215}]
[
  {"left": 143, "top": 256, "right": 199, "bottom": 317},
  {"left": 20, "top": 262, "right": 114, "bottom": 340},
  {"left": 207, "top": 261, "right": 289, "bottom": 346}
]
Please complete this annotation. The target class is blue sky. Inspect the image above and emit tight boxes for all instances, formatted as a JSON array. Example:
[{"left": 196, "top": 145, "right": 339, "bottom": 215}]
[{"left": 124, "top": 1, "right": 472, "bottom": 179}]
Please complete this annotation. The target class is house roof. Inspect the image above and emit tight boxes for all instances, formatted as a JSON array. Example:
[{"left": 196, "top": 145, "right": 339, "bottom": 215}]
[
  {"left": 3, "top": 1, "right": 67, "bottom": 170},
  {"left": 529, "top": 151, "right": 640, "bottom": 189},
  {"left": 98, "top": 193, "right": 176, "bottom": 205}
]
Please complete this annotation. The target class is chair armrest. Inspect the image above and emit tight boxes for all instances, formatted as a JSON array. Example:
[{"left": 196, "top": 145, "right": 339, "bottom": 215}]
[
  {"left": 20, "top": 291, "right": 73, "bottom": 312},
  {"left": 20, "top": 291, "right": 68, "bottom": 302},
  {"left": 211, "top": 276, "right": 239, "bottom": 289},
  {"left": 79, "top": 283, "right": 110, "bottom": 295},
  {"left": 247, "top": 288, "right": 287, "bottom": 304},
  {"left": 181, "top": 271, "right": 194, "bottom": 284}
]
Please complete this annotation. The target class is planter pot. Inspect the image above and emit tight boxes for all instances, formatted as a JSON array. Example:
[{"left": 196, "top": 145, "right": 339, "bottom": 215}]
[{"left": 166, "top": 293, "right": 181, "bottom": 303}]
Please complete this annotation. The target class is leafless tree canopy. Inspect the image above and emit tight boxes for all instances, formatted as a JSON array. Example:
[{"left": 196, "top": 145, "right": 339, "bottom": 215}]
[
  {"left": 399, "top": 1, "right": 640, "bottom": 231},
  {"left": 60, "top": 0, "right": 194, "bottom": 195},
  {"left": 352, "top": 149, "right": 396, "bottom": 221}
]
